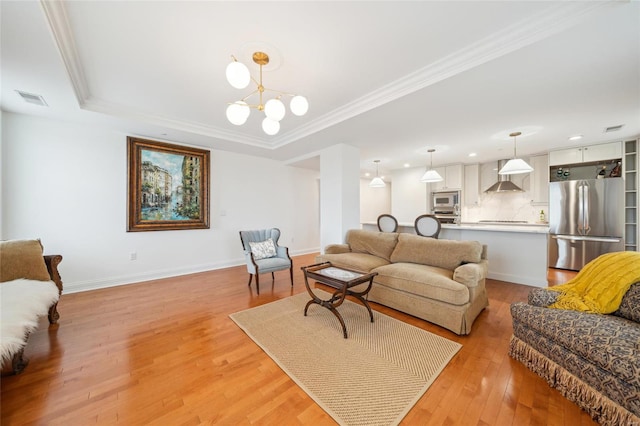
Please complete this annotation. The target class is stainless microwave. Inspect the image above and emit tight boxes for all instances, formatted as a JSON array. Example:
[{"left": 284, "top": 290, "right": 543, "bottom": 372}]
[{"left": 432, "top": 191, "right": 459, "bottom": 209}]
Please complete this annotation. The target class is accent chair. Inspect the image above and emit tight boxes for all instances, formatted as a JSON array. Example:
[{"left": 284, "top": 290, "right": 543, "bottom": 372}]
[{"left": 239, "top": 228, "right": 293, "bottom": 294}]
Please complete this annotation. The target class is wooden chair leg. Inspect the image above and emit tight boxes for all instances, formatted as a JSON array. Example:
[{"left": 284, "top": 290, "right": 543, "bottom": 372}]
[
  {"left": 271, "top": 272, "right": 275, "bottom": 282},
  {"left": 255, "top": 273, "right": 260, "bottom": 294},
  {"left": 12, "top": 347, "right": 29, "bottom": 375},
  {"left": 247, "top": 275, "right": 253, "bottom": 287},
  {"left": 48, "top": 302, "right": 60, "bottom": 324},
  {"left": 289, "top": 267, "right": 294, "bottom": 287}
]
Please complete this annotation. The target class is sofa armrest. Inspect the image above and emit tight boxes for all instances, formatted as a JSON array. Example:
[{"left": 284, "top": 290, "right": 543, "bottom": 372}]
[
  {"left": 324, "top": 244, "right": 351, "bottom": 254},
  {"left": 453, "top": 260, "right": 487, "bottom": 288},
  {"left": 528, "top": 288, "right": 560, "bottom": 307},
  {"left": 44, "top": 254, "right": 63, "bottom": 294}
]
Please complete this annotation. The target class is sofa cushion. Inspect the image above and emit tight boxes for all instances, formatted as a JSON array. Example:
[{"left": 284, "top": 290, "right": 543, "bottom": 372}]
[
  {"left": 373, "top": 262, "right": 470, "bottom": 305},
  {"left": 316, "top": 252, "right": 390, "bottom": 273},
  {"left": 390, "top": 233, "right": 482, "bottom": 270},
  {"left": 345, "top": 229, "right": 398, "bottom": 262},
  {"left": 0, "top": 239, "right": 51, "bottom": 283},
  {"left": 614, "top": 282, "right": 640, "bottom": 323}
]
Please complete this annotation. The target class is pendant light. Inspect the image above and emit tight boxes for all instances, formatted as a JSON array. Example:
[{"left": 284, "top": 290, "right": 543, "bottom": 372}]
[
  {"left": 369, "top": 160, "right": 386, "bottom": 187},
  {"left": 499, "top": 132, "right": 534, "bottom": 175},
  {"left": 420, "top": 149, "right": 444, "bottom": 183}
]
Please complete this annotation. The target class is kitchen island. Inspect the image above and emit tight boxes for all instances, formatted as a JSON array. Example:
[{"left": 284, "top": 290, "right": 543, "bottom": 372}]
[{"left": 361, "top": 221, "right": 549, "bottom": 287}]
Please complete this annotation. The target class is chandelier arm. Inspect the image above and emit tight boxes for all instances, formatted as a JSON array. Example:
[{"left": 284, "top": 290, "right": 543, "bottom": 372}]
[{"left": 239, "top": 89, "right": 260, "bottom": 103}]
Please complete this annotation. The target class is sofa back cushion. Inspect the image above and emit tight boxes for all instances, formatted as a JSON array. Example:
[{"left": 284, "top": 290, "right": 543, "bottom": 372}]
[
  {"left": 390, "top": 233, "right": 482, "bottom": 270},
  {"left": 614, "top": 282, "right": 640, "bottom": 323},
  {"left": 346, "top": 229, "right": 398, "bottom": 262},
  {"left": 0, "top": 239, "right": 51, "bottom": 282}
]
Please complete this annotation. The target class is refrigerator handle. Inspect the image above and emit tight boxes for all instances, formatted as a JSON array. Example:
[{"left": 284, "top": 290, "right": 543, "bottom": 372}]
[
  {"left": 577, "top": 183, "right": 584, "bottom": 234},
  {"left": 583, "top": 183, "right": 590, "bottom": 234}
]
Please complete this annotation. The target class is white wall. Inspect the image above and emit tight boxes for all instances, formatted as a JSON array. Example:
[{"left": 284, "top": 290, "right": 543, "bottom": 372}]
[
  {"left": 390, "top": 167, "right": 428, "bottom": 223},
  {"left": 359, "top": 178, "right": 391, "bottom": 224},
  {"left": 1, "top": 113, "right": 320, "bottom": 293}
]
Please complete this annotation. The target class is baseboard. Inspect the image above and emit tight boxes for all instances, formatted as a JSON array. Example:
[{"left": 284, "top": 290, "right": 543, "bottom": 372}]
[{"left": 62, "top": 248, "right": 320, "bottom": 294}]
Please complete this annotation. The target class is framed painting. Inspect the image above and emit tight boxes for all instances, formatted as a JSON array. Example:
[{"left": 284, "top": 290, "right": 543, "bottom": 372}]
[{"left": 127, "top": 137, "right": 210, "bottom": 231}]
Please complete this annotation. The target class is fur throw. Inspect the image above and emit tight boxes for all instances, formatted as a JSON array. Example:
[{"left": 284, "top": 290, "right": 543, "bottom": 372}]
[{"left": 1, "top": 279, "right": 59, "bottom": 364}]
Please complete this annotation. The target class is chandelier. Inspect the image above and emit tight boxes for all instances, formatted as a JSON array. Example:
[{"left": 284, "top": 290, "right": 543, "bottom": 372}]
[
  {"left": 499, "top": 132, "right": 534, "bottom": 175},
  {"left": 225, "top": 51, "right": 309, "bottom": 136}
]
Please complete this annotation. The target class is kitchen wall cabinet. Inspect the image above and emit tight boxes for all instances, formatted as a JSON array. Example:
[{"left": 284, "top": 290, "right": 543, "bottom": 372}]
[
  {"left": 549, "top": 141, "right": 622, "bottom": 166},
  {"left": 529, "top": 154, "right": 549, "bottom": 205},
  {"left": 432, "top": 164, "right": 463, "bottom": 191},
  {"left": 463, "top": 164, "right": 480, "bottom": 206},
  {"left": 624, "top": 139, "right": 638, "bottom": 251}
]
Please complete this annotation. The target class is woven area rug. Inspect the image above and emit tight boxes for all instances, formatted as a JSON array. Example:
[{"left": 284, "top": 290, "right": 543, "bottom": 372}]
[{"left": 229, "top": 290, "right": 462, "bottom": 426}]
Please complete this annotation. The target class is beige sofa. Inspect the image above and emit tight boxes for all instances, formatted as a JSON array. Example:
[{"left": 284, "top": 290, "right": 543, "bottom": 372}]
[{"left": 316, "top": 229, "right": 488, "bottom": 335}]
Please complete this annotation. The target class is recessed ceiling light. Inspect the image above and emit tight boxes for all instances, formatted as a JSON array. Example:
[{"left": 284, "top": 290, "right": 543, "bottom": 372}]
[
  {"left": 404, "top": 163, "right": 410, "bottom": 168},
  {"left": 568, "top": 135, "right": 583, "bottom": 141},
  {"left": 365, "top": 172, "right": 370, "bottom": 177},
  {"left": 468, "top": 153, "right": 477, "bottom": 157}
]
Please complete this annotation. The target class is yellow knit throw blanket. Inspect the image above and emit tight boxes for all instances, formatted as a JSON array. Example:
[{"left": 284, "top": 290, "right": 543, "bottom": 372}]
[{"left": 549, "top": 251, "right": 640, "bottom": 313}]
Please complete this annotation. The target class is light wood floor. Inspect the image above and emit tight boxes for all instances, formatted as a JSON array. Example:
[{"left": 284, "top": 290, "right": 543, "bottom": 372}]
[{"left": 1, "top": 253, "right": 592, "bottom": 425}]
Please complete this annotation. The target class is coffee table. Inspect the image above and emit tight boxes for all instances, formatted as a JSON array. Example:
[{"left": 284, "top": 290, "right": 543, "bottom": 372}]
[{"left": 301, "top": 262, "right": 377, "bottom": 338}]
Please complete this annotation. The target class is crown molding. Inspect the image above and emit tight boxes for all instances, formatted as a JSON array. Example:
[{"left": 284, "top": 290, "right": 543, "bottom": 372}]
[
  {"left": 82, "top": 98, "right": 272, "bottom": 148},
  {"left": 272, "top": 1, "right": 616, "bottom": 148},
  {"left": 42, "top": 1, "right": 617, "bottom": 151},
  {"left": 40, "top": 0, "right": 90, "bottom": 105}
]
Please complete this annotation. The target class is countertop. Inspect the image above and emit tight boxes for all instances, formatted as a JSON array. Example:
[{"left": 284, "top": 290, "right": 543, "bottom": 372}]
[
  {"left": 443, "top": 222, "right": 549, "bottom": 234},
  {"left": 362, "top": 221, "right": 550, "bottom": 234}
]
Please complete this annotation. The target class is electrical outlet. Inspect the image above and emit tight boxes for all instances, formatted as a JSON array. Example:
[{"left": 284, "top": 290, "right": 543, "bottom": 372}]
[{"left": 130, "top": 252, "right": 137, "bottom": 261}]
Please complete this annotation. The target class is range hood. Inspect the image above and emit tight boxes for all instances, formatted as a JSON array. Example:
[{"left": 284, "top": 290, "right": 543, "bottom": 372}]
[{"left": 484, "top": 160, "right": 524, "bottom": 193}]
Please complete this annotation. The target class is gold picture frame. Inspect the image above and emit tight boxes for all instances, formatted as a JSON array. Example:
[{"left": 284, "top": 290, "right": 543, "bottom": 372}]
[{"left": 127, "top": 136, "right": 210, "bottom": 231}]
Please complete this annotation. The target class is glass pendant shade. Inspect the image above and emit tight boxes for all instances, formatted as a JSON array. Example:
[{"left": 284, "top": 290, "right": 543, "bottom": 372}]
[
  {"left": 420, "top": 169, "right": 444, "bottom": 183},
  {"left": 226, "top": 101, "right": 250, "bottom": 125},
  {"left": 290, "top": 95, "right": 309, "bottom": 116},
  {"left": 499, "top": 158, "right": 534, "bottom": 175},
  {"left": 262, "top": 117, "right": 280, "bottom": 135},
  {"left": 264, "top": 99, "right": 286, "bottom": 121},
  {"left": 369, "top": 177, "right": 386, "bottom": 188},
  {"left": 226, "top": 61, "right": 251, "bottom": 89}
]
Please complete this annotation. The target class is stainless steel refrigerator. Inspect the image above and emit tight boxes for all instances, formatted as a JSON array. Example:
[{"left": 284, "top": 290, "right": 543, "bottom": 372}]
[{"left": 548, "top": 178, "right": 624, "bottom": 271}]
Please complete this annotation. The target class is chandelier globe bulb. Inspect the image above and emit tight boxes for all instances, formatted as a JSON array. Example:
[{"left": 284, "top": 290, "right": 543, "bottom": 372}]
[
  {"left": 226, "top": 61, "right": 251, "bottom": 89},
  {"left": 290, "top": 95, "right": 309, "bottom": 116},
  {"left": 262, "top": 117, "right": 280, "bottom": 135},
  {"left": 226, "top": 101, "right": 250, "bottom": 125},
  {"left": 265, "top": 98, "right": 286, "bottom": 121}
]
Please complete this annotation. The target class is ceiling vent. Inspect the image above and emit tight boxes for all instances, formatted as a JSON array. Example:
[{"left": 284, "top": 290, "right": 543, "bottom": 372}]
[
  {"left": 15, "top": 90, "right": 48, "bottom": 107},
  {"left": 604, "top": 124, "right": 624, "bottom": 133}
]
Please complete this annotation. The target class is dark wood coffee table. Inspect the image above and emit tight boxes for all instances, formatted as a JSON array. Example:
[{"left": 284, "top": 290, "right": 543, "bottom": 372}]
[{"left": 301, "top": 262, "right": 377, "bottom": 338}]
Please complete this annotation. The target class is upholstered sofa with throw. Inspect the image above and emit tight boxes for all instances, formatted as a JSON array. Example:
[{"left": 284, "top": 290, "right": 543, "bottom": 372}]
[
  {"left": 316, "top": 229, "right": 489, "bottom": 335},
  {"left": 510, "top": 284, "right": 640, "bottom": 426},
  {"left": 0, "top": 239, "right": 63, "bottom": 374}
]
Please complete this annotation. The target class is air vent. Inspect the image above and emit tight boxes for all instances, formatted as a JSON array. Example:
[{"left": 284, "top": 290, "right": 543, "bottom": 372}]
[
  {"left": 604, "top": 124, "right": 624, "bottom": 133},
  {"left": 15, "top": 90, "right": 48, "bottom": 107}
]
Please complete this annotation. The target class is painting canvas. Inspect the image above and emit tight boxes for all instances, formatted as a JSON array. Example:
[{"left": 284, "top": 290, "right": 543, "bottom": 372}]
[{"left": 127, "top": 137, "right": 210, "bottom": 231}]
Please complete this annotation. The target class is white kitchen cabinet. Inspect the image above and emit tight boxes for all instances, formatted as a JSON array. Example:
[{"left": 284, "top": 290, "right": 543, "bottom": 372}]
[
  {"left": 463, "top": 164, "right": 480, "bottom": 206},
  {"left": 549, "top": 141, "right": 622, "bottom": 166},
  {"left": 529, "top": 154, "right": 549, "bottom": 205},
  {"left": 432, "top": 164, "right": 463, "bottom": 191}
]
